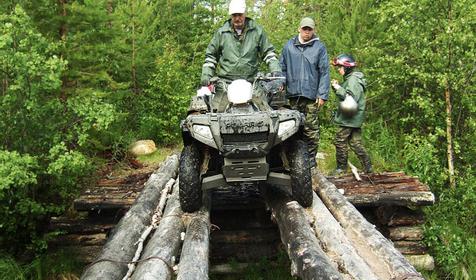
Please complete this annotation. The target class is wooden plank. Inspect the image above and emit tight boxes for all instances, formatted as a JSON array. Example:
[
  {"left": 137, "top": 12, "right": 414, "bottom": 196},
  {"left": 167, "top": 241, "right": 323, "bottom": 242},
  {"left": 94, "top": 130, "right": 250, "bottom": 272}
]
[
  {"left": 345, "top": 191, "right": 435, "bottom": 206},
  {"left": 74, "top": 198, "right": 136, "bottom": 211},
  {"left": 328, "top": 172, "right": 434, "bottom": 207},
  {"left": 394, "top": 241, "right": 428, "bottom": 255},
  {"left": 388, "top": 226, "right": 424, "bottom": 241},
  {"left": 51, "top": 233, "right": 107, "bottom": 246},
  {"left": 376, "top": 206, "right": 425, "bottom": 226},
  {"left": 313, "top": 172, "right": 425, "bottom": 280},
  {"left": 263, "top": 186, "right": 343, "bottom": 280},
  {"left": 49, "top": 216, "right": 115, "bottom": 234},
  {"left": 80, "top": 155, "right": 179, "bottom": 280}
]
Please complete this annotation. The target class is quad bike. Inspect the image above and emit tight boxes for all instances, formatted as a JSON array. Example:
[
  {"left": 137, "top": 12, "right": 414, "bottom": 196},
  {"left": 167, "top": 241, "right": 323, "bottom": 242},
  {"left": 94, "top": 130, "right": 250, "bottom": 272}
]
[{"left": 179, "top": 74, "right": 313, "bottom": 212}]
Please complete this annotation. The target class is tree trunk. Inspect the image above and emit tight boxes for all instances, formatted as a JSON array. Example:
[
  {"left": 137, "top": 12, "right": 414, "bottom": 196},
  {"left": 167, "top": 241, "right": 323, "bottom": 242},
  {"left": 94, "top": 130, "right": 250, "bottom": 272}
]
[
  {"left": 309, "top": 192, "right": 380, "bottom": 280},
  {"left": 131, "top": 0, "right": 139, "bottom": 94},
  {"left": 445, "top": 85, "right": 455, "bottom": 188},
  {"left": 176, "top": 197, "right": 211, "bottom": 280},
  {"left": 313, "top": 172, "right": 424, "bottom": 280},
  {"left": 80, "top": 155, "right": 179, "bottom": 280},
  {"left": 130, "top": 180, "right": 184, "bottom": 280},
  {"left": 263, "top": 186, "right": 343, "bottom": 280},
  {"left": 446, "top": 0, "right": 456, "bottom": 188}
]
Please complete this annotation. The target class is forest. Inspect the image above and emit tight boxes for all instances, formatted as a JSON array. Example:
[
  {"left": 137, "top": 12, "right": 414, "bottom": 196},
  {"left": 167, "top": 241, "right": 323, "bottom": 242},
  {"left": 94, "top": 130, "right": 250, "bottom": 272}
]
[{"left": 0, "top": 0, "right": 475, "bottom": 279}]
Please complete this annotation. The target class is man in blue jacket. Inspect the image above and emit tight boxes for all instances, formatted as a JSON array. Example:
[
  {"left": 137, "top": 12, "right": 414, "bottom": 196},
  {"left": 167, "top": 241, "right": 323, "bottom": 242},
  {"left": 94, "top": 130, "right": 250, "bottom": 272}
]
[{"left": 280, "top": 17, "right": 330, "bottom": 168}]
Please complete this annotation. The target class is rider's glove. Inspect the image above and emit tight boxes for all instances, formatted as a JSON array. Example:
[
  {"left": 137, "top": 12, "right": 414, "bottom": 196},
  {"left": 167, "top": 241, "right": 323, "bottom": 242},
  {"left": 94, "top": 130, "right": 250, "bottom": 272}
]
[
  {"left": 271, "top": 71, "right": 284, "bottom": 78},
  {"left": 200, "top": 77, "right": 210, "bottom": 87}
]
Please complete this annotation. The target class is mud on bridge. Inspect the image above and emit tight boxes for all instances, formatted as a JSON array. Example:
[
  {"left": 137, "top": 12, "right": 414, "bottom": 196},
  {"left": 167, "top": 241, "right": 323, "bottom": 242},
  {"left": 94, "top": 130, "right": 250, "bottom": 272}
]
[{"left": 59, "top": 155, "right": 434, "bottom": 279}]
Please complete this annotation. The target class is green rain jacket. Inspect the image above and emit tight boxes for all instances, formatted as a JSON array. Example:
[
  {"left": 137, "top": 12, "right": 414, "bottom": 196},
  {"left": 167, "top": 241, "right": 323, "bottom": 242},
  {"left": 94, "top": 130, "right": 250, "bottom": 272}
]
[
  {"left": 334, "top": 71, "right": 367, "bottom": 128},
  {"left": 200, "top": 18, "right": 281, "bottom": 84}
]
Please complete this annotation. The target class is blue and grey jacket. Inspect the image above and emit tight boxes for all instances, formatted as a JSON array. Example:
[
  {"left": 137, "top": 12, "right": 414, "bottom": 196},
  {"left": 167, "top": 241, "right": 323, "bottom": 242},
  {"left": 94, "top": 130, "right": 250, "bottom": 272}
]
[{"left": 279, "top": 35, "right": 330, "bottom": 101}]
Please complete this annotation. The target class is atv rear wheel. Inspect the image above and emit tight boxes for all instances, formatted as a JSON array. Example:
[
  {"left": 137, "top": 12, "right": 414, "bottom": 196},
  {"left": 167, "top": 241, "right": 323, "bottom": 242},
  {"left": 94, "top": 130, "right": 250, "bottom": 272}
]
[
  {"left": 287, "top": 139, "right": 313, "bottom": 207},
  {"left": 179, "top": 142, "right": 202, "bottom": 212}
]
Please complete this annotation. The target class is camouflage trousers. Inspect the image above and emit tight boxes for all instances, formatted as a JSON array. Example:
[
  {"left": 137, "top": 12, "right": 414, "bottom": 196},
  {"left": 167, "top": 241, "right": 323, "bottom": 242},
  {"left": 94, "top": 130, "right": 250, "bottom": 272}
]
[
  {"left": 335, "top": 126, "right": 372, "bottom": 172},
  {"left": 288, "top": 97, "right": 320, "bottom": 167}
]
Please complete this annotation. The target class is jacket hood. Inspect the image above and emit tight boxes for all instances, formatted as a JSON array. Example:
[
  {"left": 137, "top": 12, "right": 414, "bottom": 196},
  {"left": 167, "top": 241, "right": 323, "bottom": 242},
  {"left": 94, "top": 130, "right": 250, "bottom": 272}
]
[
  {"left": 350, "top": 71, "right": 366, "bottom": 88},
  {"left": 223, "top": 17, "right": 256, "bottom": 32},
  {"left": 293, "top": 35, "right": 319, "bottom": 46}
]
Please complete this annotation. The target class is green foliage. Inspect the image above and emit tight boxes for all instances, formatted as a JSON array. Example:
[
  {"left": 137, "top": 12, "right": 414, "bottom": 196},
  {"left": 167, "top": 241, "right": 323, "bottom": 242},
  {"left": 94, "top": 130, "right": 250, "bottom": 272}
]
[
  {"left": 0, "top": 150, "right": 48, "bottom": 252},
  {"left": 0, "top": 250, "right": 82, "bottom": 280}
]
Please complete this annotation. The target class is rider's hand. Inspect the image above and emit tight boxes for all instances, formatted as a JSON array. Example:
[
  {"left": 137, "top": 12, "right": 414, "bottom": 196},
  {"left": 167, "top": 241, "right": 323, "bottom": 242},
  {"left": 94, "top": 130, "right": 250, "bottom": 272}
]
[
  {"left": 331, "top": 79, "right": 341, "bottom": 90},
  {"left": 271, "top": 71, "right": 283, "bottom": 78},
  {"left": 200, "top": 78, "right": 210, "bottom": 87}
]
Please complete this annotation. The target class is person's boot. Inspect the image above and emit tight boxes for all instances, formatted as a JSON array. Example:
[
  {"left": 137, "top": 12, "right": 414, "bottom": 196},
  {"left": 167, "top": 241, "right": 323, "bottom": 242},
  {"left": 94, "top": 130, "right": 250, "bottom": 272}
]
[
  {"left": 331, "top": 164, "right": 347, "bottom": 176},
  {"left": 361, "top": 156, "right": 373, "bottom": 174},
  {"left": 364, "top": 162, "right": 373, "bottom": 174}
]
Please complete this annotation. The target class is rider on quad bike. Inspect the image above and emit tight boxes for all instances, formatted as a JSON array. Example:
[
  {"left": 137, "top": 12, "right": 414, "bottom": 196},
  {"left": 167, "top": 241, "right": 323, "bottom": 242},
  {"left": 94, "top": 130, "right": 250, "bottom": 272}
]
[{"left": 179, "top": 74, "right": 313, "bottom": 212}]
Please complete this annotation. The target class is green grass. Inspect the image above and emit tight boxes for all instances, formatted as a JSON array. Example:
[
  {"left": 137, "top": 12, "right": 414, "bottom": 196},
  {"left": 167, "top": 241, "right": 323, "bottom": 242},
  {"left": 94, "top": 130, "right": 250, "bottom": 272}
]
[
  {"left": 136, "top": 144, "right": 180, "bottom": 166},
  {"left": 0, "top": 250, "right": 82, "bottom": 280}
]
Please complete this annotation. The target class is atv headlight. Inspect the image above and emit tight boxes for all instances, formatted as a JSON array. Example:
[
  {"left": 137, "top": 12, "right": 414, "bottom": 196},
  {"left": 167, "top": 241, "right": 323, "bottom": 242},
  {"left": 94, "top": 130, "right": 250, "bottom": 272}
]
[
  {"left": 277, "top": 119, "right": 296, "bottom": 137},
  {"left": 227, "top": 79, "right": 252, "bottom": 104},
  {"left": 193, "top": 124, "right": 213, "bottom": 139}
]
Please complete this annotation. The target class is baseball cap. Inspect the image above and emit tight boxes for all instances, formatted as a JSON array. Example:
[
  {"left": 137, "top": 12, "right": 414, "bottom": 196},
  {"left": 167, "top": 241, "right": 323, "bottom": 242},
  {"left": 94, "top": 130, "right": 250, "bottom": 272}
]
[
  {"left": 300, "top": 17, "right": 315, "bottom": 29},
  {"left": 229, "top": 0, "right": 246, "bottom": 15}
]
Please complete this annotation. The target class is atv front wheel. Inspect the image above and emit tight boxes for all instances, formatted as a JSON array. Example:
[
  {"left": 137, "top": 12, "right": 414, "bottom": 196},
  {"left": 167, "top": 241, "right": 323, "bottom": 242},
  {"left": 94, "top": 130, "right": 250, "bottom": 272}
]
[
  {"left": 179, "top": 142, "right": 202, "bottom": 212},
  {"left": 287, "top": 139, "right": 313, "bottom": 207}
]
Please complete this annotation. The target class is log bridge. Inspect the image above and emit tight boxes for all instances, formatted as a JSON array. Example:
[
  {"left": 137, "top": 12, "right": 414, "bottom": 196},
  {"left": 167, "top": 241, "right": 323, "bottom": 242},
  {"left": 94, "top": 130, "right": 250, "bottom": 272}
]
[{"left": 50, "top": 155, "right": 435, "bottom": 279}]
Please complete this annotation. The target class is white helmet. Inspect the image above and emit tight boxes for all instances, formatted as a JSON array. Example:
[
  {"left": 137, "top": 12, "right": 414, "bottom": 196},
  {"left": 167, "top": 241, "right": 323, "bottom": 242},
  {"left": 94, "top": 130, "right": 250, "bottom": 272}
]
[
  {"left": 229, "top": 0, "right": 246, "bottom": 15},
  {"left": 227, "top": 79, "right": 252, "bottom": 104}
]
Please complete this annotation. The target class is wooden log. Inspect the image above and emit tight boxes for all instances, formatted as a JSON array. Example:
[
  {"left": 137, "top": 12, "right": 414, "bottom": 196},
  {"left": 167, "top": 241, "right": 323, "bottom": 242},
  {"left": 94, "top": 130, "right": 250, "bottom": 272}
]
[
  {"left": 49, "top": 216, "right": 115, "bottom": 234},
  {"left": 263, "top": 186, "right": 343, "bottom": 280},
  {"left": 344, "top": 191, "right": 435, "bottom": 207},
  {"left": 51, "top": 233, "right": 107, "bottom": 246},
  {"left": 388, "top": 226, "right": 424, "bottom": 241},
  {"left": 376, "top": 206, "right": 425, "bottom": 226},
  {"left": 309, "top": 192, "right": 380, "bottom": 280},
  {"left": 176, "top": 196, "right": 211, "bottom": 280},
  {"left": 130, "top": 180, "right": 184, "bottom": 280},
  {"left": 80, "top": 155, "right": 179, "bottom": 280},
  {"left": 405, "top": 254, "right": 435, "bottom": 271},
  {"left": 74, "top": 198, "right": 136, "bottom": 211},
  {"left": 313, "top": 172, "right": 425, "bottom": 280},
  {"left": 393, "top": 241, "right": 428, "bottom": 255}
]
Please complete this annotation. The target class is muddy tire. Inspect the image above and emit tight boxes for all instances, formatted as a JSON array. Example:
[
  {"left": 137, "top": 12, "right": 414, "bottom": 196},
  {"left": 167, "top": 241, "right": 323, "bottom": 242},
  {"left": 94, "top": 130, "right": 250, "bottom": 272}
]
[
  {"left": 287, "top": 139, "right": 313, "bottom": 207},
  {"left": 179, "top": 142, "right": 202, "bottom": 212}
]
